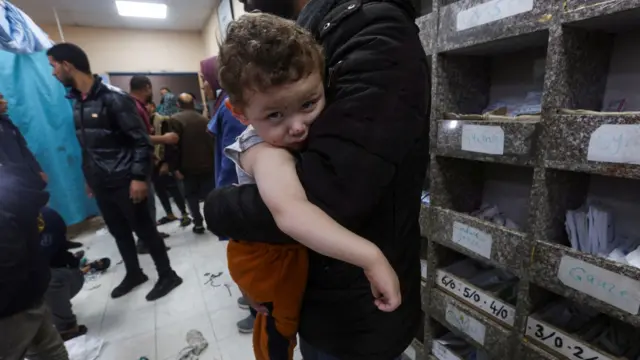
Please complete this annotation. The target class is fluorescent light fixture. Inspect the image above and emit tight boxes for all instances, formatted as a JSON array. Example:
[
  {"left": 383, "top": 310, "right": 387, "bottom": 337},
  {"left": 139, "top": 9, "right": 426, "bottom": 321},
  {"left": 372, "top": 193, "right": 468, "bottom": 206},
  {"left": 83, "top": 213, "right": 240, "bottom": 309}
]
[{"left": 116, "top": 1, "right": 167, "bottom": 19}]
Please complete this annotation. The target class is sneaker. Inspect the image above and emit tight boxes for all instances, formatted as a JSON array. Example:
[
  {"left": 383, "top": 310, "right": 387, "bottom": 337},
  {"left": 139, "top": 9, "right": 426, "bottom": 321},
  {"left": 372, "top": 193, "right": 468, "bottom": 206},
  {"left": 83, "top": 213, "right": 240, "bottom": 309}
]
[
  {"left": 157, "top": 215, "right": 178, "bottom": 225},
  {"left": 59, "top": 324, "right": 88, "bottom": 342},
  {"left": 193, "top": 225, "right": 205, "bottom": 234},
  {"left": 66, "top": 240, "right": 83, "bottom": 249},
  {"left": 237, "top": 296, "right": 250, "bottom": 310},
  {"left": 159, "top": 232, "right": 171, "bottom": 239},
  {"left": 237, "top": 314, "right": 255, "bottom": 333},
  {"left": 146, "top": 272, "right": 183, "bottom": 301},
  {"left": 111, "top": 272, "right": 149, "bottom": 299},
  {"left": 180, "top": 216, "right": 193, "bottom": 227}
]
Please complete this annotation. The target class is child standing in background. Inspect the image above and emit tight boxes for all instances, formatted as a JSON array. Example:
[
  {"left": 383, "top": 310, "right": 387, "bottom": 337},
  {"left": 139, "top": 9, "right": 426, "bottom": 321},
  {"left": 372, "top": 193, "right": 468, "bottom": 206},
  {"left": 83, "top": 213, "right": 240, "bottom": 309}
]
[{"left": 216, "top": 13, "right": 401, "bottom": 360}]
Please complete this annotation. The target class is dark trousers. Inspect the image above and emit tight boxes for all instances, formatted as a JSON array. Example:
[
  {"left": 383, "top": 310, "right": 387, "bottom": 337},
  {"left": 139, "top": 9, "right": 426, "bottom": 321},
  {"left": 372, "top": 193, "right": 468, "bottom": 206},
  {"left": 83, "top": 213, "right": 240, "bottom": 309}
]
[
  {"left": 300, "top": 339, "right": 404, "bottom": 360},
  {"left": 182, "top": 173, "right": 214, "bottom": 226},
  {"left": 154, "top": 173, "right": 188, "bottom": 217},
  {"left": 44, "top": 267, "right": 84, "bottom": 331},
  {"left": 94, "top": 186, "right": 172, "bottom": 277}
]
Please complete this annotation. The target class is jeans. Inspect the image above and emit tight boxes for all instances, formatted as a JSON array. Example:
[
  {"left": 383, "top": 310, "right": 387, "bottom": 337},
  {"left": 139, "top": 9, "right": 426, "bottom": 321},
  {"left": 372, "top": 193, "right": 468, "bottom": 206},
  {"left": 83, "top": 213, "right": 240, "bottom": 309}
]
[
  {"left": 300, "top": 338, "right": 404, "bottom": 360},
  {"left": 44, "top": 268, "right": 85, "bottom": 331},
  {"left": 0, "top": 301, "right": 69, "bottom": 360},
  {"left": 154, "top": 173, "right": 188, "bottom": 217},
  {"left": 182, "top": 173, "right": 214, "bottom": 226},
  {"left": 94, "top": 186, "right": 172, "bottom": 277}
]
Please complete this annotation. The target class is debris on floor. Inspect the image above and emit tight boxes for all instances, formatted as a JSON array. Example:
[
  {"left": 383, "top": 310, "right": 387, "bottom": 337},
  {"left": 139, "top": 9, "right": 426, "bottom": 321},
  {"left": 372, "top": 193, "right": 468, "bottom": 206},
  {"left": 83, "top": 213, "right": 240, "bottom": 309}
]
[
  {"left": 64, "top": 335, "right": 104, "bottom": 360},
  {"left": 177, "top": 330, "right": 209, "bottom": 360},
  {"left": 203, "top": 272, "right": 223, "bottom": 288}
]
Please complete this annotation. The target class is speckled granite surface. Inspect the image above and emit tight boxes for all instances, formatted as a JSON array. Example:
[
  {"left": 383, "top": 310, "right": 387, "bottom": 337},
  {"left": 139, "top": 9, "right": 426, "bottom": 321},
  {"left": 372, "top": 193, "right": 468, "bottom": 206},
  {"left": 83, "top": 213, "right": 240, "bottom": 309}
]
[
  {"left": 529, "top": 240, "right": 640, "bottom": 327},
  {"left": 417, "top": 12, "right": 438, "bottom": 56},
  {"left": 563, "top": 0, "right": 640, "bottom": 23},
  {"left": 544, "top": 114, "right": 640, "bottom": 179},
  {"left": 428, "top": 206, "right": 528, "bottom": 276},
  {"left": 436, "top": 119, "right": 540, "bottom": 165},
  {"left": 429, "top": 289, "right": 514, "bottom": 358},
  {"left": 520, "top": 340, "right": 557, "bottom": 360},
  {"left": 437, "top": 0, "right": 555, "bottom": 52},
  {"left": 428, "top": 155, "right": 484, "bottom": 211},
  {"left": 436, "top": 54, "right": 490, "bottom": 114}
]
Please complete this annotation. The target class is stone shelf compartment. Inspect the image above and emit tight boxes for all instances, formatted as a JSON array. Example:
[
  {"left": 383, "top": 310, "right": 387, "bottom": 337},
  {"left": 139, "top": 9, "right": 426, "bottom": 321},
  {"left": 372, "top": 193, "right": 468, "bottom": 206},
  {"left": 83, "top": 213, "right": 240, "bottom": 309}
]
[
  {"left": 520, "top": 340, "right": 558, "bottom": 360},
  {"left": 435, "top": 259, "right": 518, "bottom": 327},
  {"left": 529, "top": 240, "right": 640, "bottom": 327},
  {"left": 429, "top": 289, "right": 513, "bottom": 359},
  {"left": 544, "top": 113, "right": 640, "bottom": 180},
  {"left": 563, "top": 0, "right": 640, "bottom": 28},
  {"left": 427, "top": 206, "right": 527, "bottom": 276},
  {"left": 417, "top": 12, "right": 438, "bottom": 56},
  {"left": 436, "top": 119, "right": 540, "bottom": 165},
  {"left": 404, "top": 339, "right": 426, "bottom": 360},
  {"left": 437, "top": 0, "right": 553, "bottom": 53}
]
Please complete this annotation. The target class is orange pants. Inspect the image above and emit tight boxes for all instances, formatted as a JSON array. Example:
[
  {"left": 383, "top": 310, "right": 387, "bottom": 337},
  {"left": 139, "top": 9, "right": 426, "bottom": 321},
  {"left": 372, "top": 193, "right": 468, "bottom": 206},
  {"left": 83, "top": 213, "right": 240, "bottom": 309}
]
[{"left": 228, "top": 240, "right": 308, "bottom": 360}]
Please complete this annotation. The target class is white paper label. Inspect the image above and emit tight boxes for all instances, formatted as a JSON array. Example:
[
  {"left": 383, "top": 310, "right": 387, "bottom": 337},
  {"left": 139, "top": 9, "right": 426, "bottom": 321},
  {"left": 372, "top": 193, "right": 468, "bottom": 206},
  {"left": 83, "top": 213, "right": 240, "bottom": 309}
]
[
  {"left": 557, "top": 256, "right": 640, "bottom": 314},
  {"left": 461, "top": 125, "right": 505, "bottom": 155},
  {"left": 437, "top": 270, "right": 516, "bottom": 325},
  {"left": 451, "top": 222, "right": 493, "bottom": 259},
  {"left": 404, "top": 344, "right": 416, "bottom": 360},
  {"left": 457, "top": 0, "right": 535, "bottom": 31},
  {"left": 526, "top": 317, "right": 614, "bottom": 360},
  {"left": 587, "top": 125, "right": 640, "bottom": 165},
  {"left": 445, "top": 304, "right": 486, "bottom": 345},
  {"left": 432, "top": 341, "right": 462, "bottom": 360},
  {"left": 421, "top": 259, "right": 428, "bottom": 280}
]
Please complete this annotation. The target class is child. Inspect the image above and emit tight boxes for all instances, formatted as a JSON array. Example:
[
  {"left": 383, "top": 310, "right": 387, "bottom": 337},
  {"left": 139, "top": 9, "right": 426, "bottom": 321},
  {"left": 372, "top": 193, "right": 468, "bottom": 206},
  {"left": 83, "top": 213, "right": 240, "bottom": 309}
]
[{"left": 218, "top": 13, "right": 401, "bottom": 360}]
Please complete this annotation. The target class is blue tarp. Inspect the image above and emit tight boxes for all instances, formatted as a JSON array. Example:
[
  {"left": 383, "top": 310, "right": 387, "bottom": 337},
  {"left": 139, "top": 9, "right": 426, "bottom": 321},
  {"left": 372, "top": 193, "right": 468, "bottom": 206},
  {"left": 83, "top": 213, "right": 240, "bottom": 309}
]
[
  {"left": 0, "top": 1, "right": 52, "bottom": 54},
  {"left": 0, "top": 51, "right": 98, "bottom": 225}
]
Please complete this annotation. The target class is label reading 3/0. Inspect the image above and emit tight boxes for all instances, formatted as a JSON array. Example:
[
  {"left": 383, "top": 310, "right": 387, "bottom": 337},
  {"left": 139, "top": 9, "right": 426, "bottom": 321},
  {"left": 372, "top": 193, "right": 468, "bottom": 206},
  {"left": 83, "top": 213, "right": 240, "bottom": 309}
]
[
  {"left": 526, "top": 317, "right": 613, "bottom": 360},
  {"left": 436, "top": 270, "right": 516, "bottom": 326}
]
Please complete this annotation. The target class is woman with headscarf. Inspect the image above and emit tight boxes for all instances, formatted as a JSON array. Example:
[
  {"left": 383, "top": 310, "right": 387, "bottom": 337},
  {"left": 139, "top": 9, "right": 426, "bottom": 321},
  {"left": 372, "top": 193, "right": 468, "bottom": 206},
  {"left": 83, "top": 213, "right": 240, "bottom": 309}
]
[{"left": 199, "top": 56, "right": 253, "bottom": 333}]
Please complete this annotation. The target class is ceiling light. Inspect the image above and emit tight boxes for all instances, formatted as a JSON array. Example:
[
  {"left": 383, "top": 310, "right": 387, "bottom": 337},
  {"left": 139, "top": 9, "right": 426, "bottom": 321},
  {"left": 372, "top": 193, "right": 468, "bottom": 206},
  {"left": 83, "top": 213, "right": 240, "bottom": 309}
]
[{"left": 116, "top": 1, "right": 167, "bottom": 19}]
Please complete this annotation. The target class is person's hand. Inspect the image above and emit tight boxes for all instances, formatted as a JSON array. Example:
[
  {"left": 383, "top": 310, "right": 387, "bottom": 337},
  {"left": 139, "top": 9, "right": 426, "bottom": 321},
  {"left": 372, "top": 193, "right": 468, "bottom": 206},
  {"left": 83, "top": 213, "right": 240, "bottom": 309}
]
[
  {"left": 129, "top": 180, "right": 148, "bottom": 203},
  {"left": 174, "top": 170, "right": 184, "bottom": 180},
  {"left": 0, "top": 94, "right": 7, "bottom": 114},
  {"left": 247, "top": 296, "right": 269, "bottom": 315},
  {"left": 85, "top": 183, "right": 94, "bottom": 198},
  {"left": 159, "top": 163, "right": 169, "bottom": 175},
  {"left": 363, "top": 251, "right": 402, "bottom": 312},
  {"left": 162, "top": 132, "right": 180, "bottom": 145}
]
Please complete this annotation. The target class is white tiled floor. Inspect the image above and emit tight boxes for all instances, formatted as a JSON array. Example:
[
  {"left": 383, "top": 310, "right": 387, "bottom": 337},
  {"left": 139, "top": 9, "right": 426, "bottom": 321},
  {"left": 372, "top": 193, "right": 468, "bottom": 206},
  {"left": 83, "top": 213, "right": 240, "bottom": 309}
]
[{"left": 71, "top": 218, "right": 303, "bottom": 360}]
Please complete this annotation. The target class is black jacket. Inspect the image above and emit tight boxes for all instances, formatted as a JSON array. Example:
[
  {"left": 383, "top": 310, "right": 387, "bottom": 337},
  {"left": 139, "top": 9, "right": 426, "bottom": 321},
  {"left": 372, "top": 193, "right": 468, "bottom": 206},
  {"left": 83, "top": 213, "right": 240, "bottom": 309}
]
[
  {"left": 204, "top": 1, "right": 430, "bottom": 359},
  {"left": 68, "top": 76, "right": 153, "bottom": 190},
  {"left": 0, "top": 115, "right": 50, "bottom": 319}
]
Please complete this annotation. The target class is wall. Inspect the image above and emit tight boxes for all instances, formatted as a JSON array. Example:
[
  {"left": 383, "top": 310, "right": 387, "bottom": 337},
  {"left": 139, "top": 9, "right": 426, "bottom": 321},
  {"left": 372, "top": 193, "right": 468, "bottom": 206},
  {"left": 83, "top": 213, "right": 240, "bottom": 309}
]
[
  {"left": 201, "top": 0, "right": 245, "bottom": 58},
  {"left": 42, "top": 25, "right": 205, "bottom": 73}
]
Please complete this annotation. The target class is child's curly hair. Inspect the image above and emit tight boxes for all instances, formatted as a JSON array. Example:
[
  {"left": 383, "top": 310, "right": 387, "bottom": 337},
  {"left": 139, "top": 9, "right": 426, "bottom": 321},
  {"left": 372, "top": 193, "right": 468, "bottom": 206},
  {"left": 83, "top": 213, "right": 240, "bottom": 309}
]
[{"left": 218, "top": 13, "right": 325, "bottom": 106}]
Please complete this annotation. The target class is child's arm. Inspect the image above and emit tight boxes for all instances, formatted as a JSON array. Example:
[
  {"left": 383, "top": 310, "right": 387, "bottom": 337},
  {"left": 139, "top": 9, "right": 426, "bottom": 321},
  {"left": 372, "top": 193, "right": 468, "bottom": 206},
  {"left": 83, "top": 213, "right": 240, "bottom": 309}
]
[{"left": 242, "top": 142, "right": 384, "bottom": 268}]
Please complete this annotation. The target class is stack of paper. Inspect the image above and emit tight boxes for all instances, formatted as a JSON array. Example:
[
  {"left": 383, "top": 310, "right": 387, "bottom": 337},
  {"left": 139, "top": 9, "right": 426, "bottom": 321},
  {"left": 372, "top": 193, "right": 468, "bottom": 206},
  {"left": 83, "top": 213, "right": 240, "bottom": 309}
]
[{"left": 565, "top": 204, "right": 614, "bottom": 256}]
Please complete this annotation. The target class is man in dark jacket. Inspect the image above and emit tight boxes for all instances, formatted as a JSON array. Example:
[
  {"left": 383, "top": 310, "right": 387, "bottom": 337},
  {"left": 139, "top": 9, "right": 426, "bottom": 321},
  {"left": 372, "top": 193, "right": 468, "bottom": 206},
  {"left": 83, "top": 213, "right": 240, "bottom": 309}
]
[
  {"left": 47, "top": 43, "right": 182, "bottom": 302},
  {"left": 172, "top": 93, "right": 215, "bottom": 235},
  {"left": 204, "top": 1, "right": 430, "bottom": 359},
  {"left": 0, "top": 94, "right": 69, "bottom": 359}
]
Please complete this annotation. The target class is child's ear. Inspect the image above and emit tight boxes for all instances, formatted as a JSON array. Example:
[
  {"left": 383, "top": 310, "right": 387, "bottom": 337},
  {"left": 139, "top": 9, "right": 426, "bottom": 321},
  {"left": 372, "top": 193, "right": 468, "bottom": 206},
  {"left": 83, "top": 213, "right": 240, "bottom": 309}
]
[{"left": 226, "top": 98, "right": 250, "bottom": 126}]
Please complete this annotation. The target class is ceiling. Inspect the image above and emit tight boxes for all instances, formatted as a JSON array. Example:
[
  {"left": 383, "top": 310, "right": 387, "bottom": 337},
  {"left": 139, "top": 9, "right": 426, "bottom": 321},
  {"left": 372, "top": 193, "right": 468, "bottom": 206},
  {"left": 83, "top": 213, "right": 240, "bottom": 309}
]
[{"left": 11, "top": 0, "right": 218, "bottom": 31}]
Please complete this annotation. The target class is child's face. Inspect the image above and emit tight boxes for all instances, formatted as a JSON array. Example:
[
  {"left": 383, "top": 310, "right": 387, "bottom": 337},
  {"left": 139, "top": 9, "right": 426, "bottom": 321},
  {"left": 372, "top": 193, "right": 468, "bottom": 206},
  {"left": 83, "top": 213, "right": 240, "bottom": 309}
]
[{"left": 236, "top": 70, "right": 325, "bottom": 149}]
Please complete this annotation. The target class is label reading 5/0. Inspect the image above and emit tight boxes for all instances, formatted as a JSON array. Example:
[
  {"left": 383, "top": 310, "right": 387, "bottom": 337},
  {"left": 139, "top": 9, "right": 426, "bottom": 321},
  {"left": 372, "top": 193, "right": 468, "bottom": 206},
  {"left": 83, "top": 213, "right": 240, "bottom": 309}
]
[
  {"left": 445, "top": 304, "right": 486, "bottom": 345},
  {"left": 436, "top": 270, "right": 516, "bottom": 326},
  {"left": 526, "top": 317, "right": 613, "bottom": 360}
]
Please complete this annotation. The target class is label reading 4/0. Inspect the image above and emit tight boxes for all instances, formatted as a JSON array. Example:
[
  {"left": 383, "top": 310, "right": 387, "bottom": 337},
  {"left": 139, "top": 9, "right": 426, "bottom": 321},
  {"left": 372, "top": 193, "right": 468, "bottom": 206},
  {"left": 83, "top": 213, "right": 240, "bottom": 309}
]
[
  {"left": 445, "top": 304, "right": 486, "bottom": 345},
  {"left": 526, "top": 317, "right": 613, "bottom": 360},
  {"left": 452, "top": 221, "right": 493, "bottom": 259},
  {"left": 432, "top": 341, "right": 462, "bottom": 360},
  {"left": 436, "top": 270, "right": 516, "bottom": 326}
]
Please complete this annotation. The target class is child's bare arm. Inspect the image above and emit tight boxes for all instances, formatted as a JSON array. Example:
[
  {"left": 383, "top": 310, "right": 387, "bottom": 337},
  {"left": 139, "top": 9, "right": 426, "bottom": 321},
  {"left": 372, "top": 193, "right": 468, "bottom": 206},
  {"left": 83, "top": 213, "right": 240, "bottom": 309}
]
[{"left": 240, "top": 143, "right": 383, "bottom": 269}]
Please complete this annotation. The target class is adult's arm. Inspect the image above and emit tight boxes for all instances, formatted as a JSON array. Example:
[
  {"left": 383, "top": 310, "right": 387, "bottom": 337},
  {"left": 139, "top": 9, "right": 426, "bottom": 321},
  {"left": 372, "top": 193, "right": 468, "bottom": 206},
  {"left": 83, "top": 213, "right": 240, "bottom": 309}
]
[
  {"left": 204, "top": 4, "right": 427, "bottom": 242},
  {"left": 110, "top": 93, "right": 154, "bottom": 181}
]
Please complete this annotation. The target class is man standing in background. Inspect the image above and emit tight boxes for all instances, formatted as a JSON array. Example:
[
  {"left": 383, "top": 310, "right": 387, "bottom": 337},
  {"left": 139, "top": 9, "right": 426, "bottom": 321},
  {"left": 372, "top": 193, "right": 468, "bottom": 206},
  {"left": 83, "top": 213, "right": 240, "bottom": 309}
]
[
  {"left": 172, "top": 93, "right": 214, "bottom": 235},
  {"left": 47, "top": 43, "right": 182, "bottom": 301},
  {"left": 0, "top": 93, "right": 69, "bottom": 359},
  {"left": 158, "top": 87, "right": 179, "bottom": 116}
]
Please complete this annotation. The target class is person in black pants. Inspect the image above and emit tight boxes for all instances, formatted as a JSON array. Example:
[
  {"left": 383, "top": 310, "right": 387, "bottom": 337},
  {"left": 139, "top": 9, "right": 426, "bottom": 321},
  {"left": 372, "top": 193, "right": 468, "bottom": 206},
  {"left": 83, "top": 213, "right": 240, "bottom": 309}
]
[
  {"left": 47, "top": 43, "right": 182, "bottom": 301},
  {"left": 171, "top": 93, "right": 215, "bottom": 234}
]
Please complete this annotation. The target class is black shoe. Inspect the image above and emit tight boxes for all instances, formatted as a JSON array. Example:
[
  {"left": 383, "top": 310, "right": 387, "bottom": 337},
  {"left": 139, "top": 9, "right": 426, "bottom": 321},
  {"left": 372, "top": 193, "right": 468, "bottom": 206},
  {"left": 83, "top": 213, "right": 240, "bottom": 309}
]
[
  {"left": 159, "top": 232, "right": 171, "bottom": 239},
  {"left": 67, "top": 241, "right": 83, "bottom": 249},
  {"left": 180, "top": 216, "right": 192, "bottom": 227},
  {"left": 146, "top": 272, "right": 183, "bottom": 301},
  {"left": 111, "top": 272, "right": 149, "bottom": 299},
  {"left": 193, "top": 225, "right": 205, "bottom": 234},
  {"left": 136, "top": 240, "right": 149, "bottom": 255}
]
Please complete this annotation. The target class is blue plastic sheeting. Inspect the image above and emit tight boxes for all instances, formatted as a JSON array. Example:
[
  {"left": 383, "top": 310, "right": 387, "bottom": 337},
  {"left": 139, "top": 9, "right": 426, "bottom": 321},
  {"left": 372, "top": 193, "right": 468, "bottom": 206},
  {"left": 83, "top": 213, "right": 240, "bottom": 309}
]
[
  {"left": 0, "top": 1, "right": 52, "bottom": 54},
  {"left": 0, "top": 50, "right": 98, "bottom": 225}
]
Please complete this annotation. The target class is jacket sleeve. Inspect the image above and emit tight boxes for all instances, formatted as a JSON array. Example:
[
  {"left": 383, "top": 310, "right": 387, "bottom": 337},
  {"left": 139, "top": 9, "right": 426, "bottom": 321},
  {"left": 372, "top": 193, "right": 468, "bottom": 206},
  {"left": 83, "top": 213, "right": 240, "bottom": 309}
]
[
  {"left": 110, "top": 93, "right": 154, "bottom": 181},
  {"left": 204, "top": 4, "right": 428, "bottom": 242},
  {"left": 216, "top": 108, "right": 245, "bottom": 187}
]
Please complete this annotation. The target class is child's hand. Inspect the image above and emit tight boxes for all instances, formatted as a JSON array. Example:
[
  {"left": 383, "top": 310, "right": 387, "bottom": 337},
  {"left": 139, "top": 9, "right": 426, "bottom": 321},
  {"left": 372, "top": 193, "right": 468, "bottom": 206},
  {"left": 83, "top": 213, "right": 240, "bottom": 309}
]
[{"left": 364, "top": 253, "right": 402, "bottom": 312}]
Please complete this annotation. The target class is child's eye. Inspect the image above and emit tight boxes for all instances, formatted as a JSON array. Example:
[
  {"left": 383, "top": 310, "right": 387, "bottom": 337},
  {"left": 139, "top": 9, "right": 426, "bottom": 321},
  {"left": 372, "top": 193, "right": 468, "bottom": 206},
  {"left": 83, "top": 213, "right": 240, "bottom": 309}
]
[
  {"left": 267, "top": 112, "right": 283, "bottom": 121},
  {"left": 301, "top": 100, "right": 316, "bottom": 110}
]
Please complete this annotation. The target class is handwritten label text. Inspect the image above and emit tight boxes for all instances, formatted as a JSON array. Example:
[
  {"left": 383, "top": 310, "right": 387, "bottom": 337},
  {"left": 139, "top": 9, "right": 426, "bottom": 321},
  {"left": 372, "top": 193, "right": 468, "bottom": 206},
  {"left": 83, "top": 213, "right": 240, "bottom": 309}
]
[
  {"left": 456, "top": 0, "right": 535, "bottom": 31},
  {"left": 452, "top": 221, "right": 493, "bottom": 259},
  {"left": 587, "top": 124, "right": 640, "bottom": 165},
  {"left": 461, "top": 125, "right": 505, "bottom": 155},
  {"left": 445, "top": 304, "right": 486, "bottom": 344}
]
